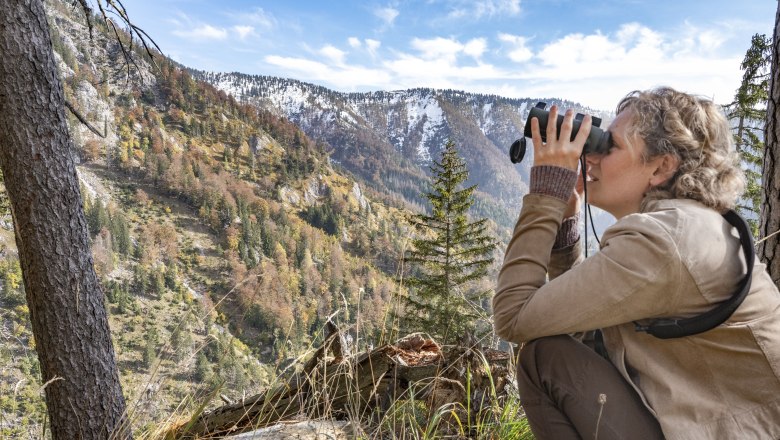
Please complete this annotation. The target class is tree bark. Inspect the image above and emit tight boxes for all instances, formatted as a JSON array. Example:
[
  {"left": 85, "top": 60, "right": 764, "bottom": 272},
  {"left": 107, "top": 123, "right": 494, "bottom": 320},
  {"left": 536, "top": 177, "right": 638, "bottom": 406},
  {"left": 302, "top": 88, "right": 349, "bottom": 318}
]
[
  {"left": 760, "top": 2, "right": 780, "bottom": 284},
  {"left": 0, "top": 1, "right": 129, "bottom": 438}
]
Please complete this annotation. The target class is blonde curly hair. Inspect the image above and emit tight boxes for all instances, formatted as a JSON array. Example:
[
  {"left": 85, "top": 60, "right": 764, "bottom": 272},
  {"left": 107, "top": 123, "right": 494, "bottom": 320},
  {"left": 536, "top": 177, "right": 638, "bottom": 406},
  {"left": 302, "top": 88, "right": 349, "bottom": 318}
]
[{"left": 617, "top": 87, "right": 745, "bottom": 212}]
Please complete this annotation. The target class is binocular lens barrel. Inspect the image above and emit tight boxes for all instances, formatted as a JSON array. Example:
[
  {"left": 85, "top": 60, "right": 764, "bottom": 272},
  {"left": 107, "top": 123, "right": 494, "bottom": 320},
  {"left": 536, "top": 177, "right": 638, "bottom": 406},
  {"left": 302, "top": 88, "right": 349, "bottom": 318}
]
[{"left": 509, "top": 103, "right": 611, "bottom": 164}]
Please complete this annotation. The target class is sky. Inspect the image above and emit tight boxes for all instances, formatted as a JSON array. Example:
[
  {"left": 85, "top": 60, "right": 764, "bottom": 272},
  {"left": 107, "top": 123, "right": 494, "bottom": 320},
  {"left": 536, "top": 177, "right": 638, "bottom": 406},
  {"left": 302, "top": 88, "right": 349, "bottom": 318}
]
[{"left": 125, "top": 0, "right": 775, "bottom": 110}]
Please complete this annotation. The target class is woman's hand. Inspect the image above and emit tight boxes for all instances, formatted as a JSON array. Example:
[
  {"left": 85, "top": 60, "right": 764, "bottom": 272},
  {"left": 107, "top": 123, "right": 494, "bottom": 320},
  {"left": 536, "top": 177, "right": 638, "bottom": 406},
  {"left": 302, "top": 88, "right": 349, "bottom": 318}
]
[{"left": 531, "top": 105, "right": 592, "bottom": 171}]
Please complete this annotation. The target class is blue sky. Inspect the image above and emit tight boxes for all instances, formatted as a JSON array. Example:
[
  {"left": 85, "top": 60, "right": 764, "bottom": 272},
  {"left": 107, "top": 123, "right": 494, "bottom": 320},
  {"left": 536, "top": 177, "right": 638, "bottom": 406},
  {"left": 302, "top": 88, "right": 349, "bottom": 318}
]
[{"left": 126, "top": 0, "right": 775, "bottom": 110}]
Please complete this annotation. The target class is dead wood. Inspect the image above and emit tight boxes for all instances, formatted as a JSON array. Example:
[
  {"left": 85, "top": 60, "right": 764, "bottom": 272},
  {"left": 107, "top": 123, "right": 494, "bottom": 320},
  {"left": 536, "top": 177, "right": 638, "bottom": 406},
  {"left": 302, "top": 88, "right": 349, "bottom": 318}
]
[{"left": 169, "top": 331, "right": 511, "bottom": 439}]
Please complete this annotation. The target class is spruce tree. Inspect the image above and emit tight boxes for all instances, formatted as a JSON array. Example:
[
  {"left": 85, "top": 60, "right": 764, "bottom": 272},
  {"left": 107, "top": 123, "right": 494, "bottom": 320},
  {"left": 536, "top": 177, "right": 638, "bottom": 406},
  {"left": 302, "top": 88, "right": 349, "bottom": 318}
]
[
  {"left": 87, "top": 197, "right": 109, "bottom": 236},
  {"left": 109, "top": 211, "right": 131, "bottom": 256},
  {"left": 727, "top": 34, "right": 772, "bottom": 235},
  {"left": 403, "top": 140, "right": 495, "bottom": 343}
]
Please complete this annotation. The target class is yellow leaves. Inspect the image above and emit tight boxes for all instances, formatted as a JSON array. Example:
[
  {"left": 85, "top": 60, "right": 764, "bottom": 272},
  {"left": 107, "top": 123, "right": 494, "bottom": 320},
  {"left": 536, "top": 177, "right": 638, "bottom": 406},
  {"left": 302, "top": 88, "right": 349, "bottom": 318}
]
[
  {"left": 13, "top": 304, "right": 28, "bottom": 319},
  {"left": 0, "top": 256, "right": 23, "bottom": 290},
  {"left": 118, "top": 124, "right": 133, "bottom": 141},
  {"left": 6, "top": 266, "right": 21, "bottom": 290},
  {"left": 225, "top": 226, "right": 240, "bottom": 252}
]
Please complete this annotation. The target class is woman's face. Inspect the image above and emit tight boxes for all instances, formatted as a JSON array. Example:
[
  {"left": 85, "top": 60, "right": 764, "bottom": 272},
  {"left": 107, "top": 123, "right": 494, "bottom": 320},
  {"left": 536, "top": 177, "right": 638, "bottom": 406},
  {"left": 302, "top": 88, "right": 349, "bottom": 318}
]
[{"left": 584, "top": 109, "right": 667, "bottom": 219}]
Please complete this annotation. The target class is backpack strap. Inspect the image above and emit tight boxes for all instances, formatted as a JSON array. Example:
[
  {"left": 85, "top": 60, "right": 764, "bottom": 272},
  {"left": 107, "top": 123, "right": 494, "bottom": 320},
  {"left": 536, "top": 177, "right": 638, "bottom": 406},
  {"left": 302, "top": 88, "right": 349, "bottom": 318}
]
[{"left": 635, "top": 210, "right": 754, "bottom": 339}]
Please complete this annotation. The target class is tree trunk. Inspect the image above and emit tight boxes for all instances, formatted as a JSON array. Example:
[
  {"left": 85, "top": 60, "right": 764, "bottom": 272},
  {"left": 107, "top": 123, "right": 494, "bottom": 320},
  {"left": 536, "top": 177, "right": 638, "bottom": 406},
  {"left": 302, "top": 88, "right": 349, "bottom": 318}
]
[
  {"left": 760, "top": 2, "right": 780, "bottom": 284},
  {"left": 0, "top": 1, "right": 129, "bottom": 438}
]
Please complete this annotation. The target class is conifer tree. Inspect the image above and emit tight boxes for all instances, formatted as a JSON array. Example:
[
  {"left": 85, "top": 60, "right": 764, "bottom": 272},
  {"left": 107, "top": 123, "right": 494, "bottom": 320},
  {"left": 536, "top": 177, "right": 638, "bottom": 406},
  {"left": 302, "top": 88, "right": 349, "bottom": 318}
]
[
  {"left": 727, "top": 34, "right": 772, "bottom": 234},
  {"left": 87, "top": 197, "right": 109, "bottom": 236},
  {"left": 403, "top": 140, "right": 495, "bottom": 343},
  {"left": 109, "top": 210, "right": 132, "bottom": 256}
]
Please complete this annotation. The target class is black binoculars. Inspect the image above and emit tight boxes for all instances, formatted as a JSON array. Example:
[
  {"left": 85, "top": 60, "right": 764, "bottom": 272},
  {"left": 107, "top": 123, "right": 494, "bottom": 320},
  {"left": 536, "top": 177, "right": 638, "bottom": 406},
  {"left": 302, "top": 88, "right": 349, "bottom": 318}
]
[{"left": 509, "top": 102, "right": 611, "bottom": 164}]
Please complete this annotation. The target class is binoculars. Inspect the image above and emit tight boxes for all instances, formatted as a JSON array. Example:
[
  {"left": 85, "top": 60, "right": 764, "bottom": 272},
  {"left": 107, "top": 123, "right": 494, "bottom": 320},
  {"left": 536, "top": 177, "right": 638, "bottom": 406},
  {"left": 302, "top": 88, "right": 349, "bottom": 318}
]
[{"left": 509, "top": 102, "right": 611, "bottom": 164}]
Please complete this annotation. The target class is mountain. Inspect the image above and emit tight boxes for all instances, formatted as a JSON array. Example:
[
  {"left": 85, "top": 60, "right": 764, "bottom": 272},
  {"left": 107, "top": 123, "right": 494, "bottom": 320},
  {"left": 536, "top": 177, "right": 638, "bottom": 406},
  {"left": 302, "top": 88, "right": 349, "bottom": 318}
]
[
  {"left": 194, "top": 72, "right": 611, "bottom": 228},
  {"left": 1, "top": 1, "right": 613, "bottom": 435},
  {"left": 2, "top": 1, "right": 434, "bottom": 434}
]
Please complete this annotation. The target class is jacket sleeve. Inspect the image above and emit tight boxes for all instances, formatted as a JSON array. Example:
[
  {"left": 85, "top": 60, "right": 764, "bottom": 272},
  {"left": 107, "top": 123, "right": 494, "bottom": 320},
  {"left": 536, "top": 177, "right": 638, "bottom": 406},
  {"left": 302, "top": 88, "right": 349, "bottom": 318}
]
[
  {"left": 549, "top": 239, "right": 583, "bottom": 280},
  {"left": 493, "top": 193, "right": 684, "bottom": 343},
  {"left": 548, "top": 211, "right": 583, "bottom": 280}
]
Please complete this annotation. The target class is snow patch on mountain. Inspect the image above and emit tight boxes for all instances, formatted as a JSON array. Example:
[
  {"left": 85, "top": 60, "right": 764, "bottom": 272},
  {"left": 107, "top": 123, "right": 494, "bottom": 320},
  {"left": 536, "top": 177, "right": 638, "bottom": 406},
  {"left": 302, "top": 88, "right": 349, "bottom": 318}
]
[
  {"left": 480, "top": 102, "right": 494, "bottom": 134},
  {"left": 209, "top": 75, "right": 244, "bottom": 100},
  {"left": 405, "top": 95, "right": 444, "bottom": 162}
]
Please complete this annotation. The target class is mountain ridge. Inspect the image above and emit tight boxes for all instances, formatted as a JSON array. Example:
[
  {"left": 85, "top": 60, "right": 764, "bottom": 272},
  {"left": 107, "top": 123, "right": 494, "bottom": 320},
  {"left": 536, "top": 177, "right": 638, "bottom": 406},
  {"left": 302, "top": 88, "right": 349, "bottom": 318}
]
[{"left": 193, "top": 70, "right": 612, "bottom": 228}]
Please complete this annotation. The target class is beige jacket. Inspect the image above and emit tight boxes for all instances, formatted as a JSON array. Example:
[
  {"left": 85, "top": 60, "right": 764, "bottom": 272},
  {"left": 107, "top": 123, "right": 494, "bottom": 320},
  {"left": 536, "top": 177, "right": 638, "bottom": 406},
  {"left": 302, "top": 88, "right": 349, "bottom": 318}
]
[{"left": 494, "top": 194, "right": 780, "bottom": 440}]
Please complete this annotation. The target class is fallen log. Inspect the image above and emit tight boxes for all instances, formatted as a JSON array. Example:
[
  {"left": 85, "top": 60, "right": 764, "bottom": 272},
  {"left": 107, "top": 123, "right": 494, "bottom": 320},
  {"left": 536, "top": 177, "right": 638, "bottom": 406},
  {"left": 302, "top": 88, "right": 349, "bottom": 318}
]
[{"left": 168, "top": 330, "right": 511, "bottom": 439}]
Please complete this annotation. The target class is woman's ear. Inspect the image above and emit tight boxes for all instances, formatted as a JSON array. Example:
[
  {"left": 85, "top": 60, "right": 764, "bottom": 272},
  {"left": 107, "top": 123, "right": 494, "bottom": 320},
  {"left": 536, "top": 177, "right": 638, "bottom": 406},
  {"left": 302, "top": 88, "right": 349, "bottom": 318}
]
[{"left": 649, "top": 154, "right": 679, "bottom": 187}]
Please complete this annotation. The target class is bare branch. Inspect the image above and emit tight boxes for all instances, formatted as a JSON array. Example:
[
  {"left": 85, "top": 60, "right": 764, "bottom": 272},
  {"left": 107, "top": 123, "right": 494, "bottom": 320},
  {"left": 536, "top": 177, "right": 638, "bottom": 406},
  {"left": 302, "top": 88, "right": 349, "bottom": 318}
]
[
  {"left": 75, "top": 0, "right": 164, "bottom": 83},
  {"left": 65, "top": 100, "right": 106, "bottom": 138},
  {"left": 105, "top": 0, "right": 162, "bottom": 61},
  {"left": 105, "top": 18, "right": 134, "bottom": 83},
  {"left": 72, "top": 0, "right": 94, "bottom": 39}
]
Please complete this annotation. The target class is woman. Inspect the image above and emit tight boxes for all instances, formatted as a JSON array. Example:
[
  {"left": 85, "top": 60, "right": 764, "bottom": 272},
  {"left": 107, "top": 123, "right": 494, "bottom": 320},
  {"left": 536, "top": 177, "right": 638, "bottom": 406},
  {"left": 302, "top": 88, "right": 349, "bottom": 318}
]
[{"left": 493, "top": 87, "right": 780, "bottom": 440}]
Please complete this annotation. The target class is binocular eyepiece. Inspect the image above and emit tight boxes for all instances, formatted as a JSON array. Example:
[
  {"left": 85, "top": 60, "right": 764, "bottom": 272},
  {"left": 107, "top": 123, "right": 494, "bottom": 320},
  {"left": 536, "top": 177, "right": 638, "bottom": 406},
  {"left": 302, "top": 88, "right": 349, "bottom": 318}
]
[{"left": 509, "top": 102, "right": 611, "bottom": 164}]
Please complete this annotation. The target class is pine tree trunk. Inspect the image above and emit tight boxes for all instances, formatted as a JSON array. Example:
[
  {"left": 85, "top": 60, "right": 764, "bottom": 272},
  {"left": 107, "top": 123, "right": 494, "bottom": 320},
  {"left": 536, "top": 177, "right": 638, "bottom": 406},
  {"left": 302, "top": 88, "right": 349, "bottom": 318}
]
[
  {"left": 759, "top": 1, "right": 780, "bottom": 284},
  {"left": 0, "top": 1, "right": 129, "bottom": 438},
  {"left": 736, "top": 115, "right": 745, "bottom": 151}
]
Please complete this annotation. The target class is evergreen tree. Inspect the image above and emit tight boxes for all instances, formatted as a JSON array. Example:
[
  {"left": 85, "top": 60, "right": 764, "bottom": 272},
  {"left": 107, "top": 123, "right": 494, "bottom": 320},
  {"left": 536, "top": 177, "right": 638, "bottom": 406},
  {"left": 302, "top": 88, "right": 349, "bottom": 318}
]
[
  {"left": 109, "top": 211, "right": 132, "bottom": 256},
  {"left": 143, "top": 334, "right": 157, "bottom": 370},
  {"left": 86, "top": 197, "right": 109, "bottom": 236},
  {"left": 403, "top": 140, "right": 495, "bottom": 343},
  {"left": 195, "top": 352, "right": 213, "bottom": 382},
  {"left": 727, "top": 34, "right": 772, "bottom": 235},
  {"left": 151, "top": 265, "right": 166, "bottom": 297}
]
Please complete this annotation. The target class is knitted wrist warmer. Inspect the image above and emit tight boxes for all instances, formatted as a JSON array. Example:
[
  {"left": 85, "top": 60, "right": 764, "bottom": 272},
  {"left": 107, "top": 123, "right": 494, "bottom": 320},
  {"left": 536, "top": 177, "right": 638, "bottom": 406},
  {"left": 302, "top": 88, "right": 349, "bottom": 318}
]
[
  {"left": 553, "top": 212, "right": 581, "bottom": 250},
  {"left": 529, "top": 165, "right": 578, "bottom": 202}
]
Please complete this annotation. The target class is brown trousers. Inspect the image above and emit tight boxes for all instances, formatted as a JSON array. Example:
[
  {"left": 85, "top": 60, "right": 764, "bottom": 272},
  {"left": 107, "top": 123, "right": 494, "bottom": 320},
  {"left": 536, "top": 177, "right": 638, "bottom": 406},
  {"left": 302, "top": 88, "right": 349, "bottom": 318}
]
[{"left": 516, "top": 335, "right": 665, "bottom": 440}]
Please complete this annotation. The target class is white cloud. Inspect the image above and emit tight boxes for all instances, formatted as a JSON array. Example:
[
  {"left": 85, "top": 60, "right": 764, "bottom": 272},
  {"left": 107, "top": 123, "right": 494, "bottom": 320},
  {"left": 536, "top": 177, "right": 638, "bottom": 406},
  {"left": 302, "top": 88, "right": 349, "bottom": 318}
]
[
  {"left": 375, "top": 7, "right": 399, "bottom": 26},
  {"left": 498, "top": 33, "right": 533, "bottom": 62},
  {"left": 233, "top": 25, "right": 255, "bottom": 40},
  {"left": 406, "top": 36, "right": 487, "bottom": 64},
  {"left": 475, "top": 0, "right": 521, "bottom": 17},
  {"left": 383, "top": 40, "right": 503, "bottom": 87},
  {"left": 320, "top": 45, "right": 347, "bottom": 65},
  {"left": 411, "top": 37, "right": 464, "bottom": 61},
  {"left": 464, "top": 38, "right": 487, "bottom": 59},
  {"left": 382, "top": 54, "right": 502, "bottom": 92},
  {"left": 395, "top": 24, "right": 742, "bottom": 108},
  {"left": 264, "top": 55, "right": 393, "bottom": 90},
  {"left": 514, "top": 23, "right": 741, "bottom": 108},
  {"left": 240, "top": 8, "right": 275, "bottom": 28},
  {"left": 260, "top": 19, "right": 745, "bottom": 111},
  {"left": 535, "top": 24, "right": 666, "bottom": 71},
  {"left": 366, "top": 39, "right": 381, "bottom": 56},
  {"left": 173, "top": 24, "right": 228, "bottom": 40},
  {"left": 697, "top": 31, "right": 727, "bottom": 53},
  {"left": 348, "top": 38, "right": 381, "bottom": 56},
  {"left": 446, "top": 0, "right": 521, "bottom": 20},
  {"left": 671, "top": 21, "right": 728, "bottom": 56}
]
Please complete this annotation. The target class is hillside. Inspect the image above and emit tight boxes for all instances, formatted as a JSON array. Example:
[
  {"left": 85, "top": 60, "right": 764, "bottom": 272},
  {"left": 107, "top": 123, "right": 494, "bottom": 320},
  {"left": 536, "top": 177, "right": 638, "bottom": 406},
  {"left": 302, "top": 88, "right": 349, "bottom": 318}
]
[
  {"left": 196, "top": 72, "right": 612, "bottom": 228},
  {"left": 0, "top": 0, "right": 609, "bottom": 436},
  {"left": 2, "top": 1, "right": 455, "bottom": 435}
]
